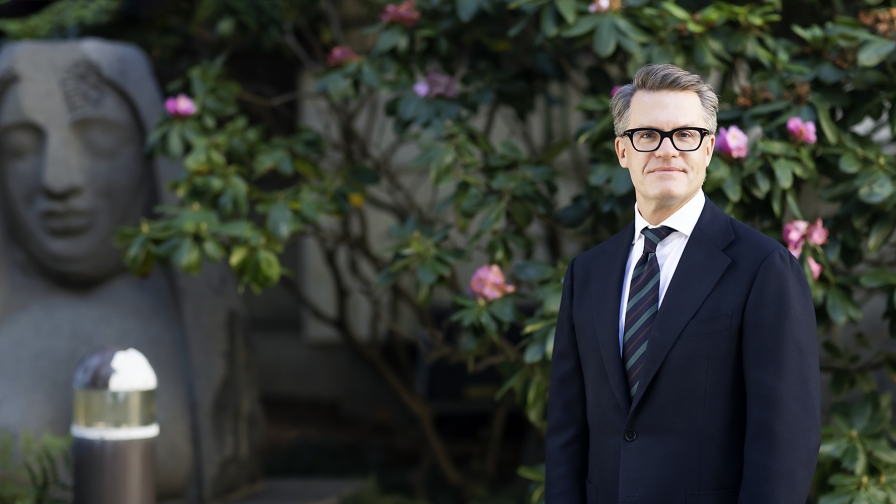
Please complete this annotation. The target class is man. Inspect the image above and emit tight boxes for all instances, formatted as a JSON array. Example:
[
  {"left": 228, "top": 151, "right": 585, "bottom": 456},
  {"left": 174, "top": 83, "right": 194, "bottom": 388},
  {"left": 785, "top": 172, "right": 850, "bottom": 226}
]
[{"left": 545, "top": 64, "right": 820, "bottom": 504}]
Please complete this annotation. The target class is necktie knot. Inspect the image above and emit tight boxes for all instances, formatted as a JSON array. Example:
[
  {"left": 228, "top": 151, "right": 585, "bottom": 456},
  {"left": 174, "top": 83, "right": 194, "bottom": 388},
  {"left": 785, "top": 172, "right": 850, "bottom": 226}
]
[{"left": 641, "top": 226, "right": 676, "bottom": 254}]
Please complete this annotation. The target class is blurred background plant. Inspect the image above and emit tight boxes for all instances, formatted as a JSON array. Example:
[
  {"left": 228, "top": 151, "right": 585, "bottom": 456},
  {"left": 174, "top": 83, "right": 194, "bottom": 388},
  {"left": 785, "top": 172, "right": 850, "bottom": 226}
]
[
  {"left": 3, "top": 0, "right": 896, "bottom": 502},
  {"left": 0, "top": 432, "right": 71, "bottom": 504}
]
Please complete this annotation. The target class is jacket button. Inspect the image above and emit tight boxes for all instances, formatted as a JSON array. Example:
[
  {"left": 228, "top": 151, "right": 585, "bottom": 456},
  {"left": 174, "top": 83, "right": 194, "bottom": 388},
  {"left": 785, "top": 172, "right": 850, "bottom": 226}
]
[{"left": 624, "top": 430, "right": 637, "bottom": 442}]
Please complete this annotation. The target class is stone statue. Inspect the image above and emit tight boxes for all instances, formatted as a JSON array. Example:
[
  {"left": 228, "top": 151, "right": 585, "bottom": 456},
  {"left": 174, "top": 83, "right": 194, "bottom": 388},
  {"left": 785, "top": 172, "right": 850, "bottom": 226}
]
[{"left": 0, "top": 39, "right": 263, "bottom": 501}]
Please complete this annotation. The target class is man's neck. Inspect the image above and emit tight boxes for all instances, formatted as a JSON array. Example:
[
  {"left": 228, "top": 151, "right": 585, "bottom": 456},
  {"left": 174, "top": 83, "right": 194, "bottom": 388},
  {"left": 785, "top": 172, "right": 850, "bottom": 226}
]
[{"left": 636, "top": 192, "right": 700, "bottom": 226}]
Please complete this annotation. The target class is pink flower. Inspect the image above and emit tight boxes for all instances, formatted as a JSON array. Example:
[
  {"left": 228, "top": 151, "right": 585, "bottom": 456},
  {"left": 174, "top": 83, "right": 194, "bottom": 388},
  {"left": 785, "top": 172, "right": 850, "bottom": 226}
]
[
  {"left": 611, "top": 85, "right": 622, "bottom": 97},
  {"left": 783, "top": 220, "right": 809, "bottom": 258},
  {"left": 807, "top": 256, "right": 822, "bottom": 281},
  {"left": 327, "top": 46, "right": 360, "bottom": 67},
  {"left": 165, "top": 94, "right": 196, "bottom": 118},
  {"left": 380, "top": 0, "right": 421, "bottom": 27},
  {"left": 470, "top": 264, "right": 516, "bottom": 301},
  {"left": 414, "top": 72, "right": 457, "bottom": 99},
  {"left": 786, "top": 117, "right": 817, "bottom": 144},
  {"left": 589, "top": 0, "right": 610, "bottom": 12},
  {"left": 806, "top": 218, "right": 828, "bottom": 246},
  {"left": 413, "top": 81, "right": 429, "bottom": 97},
  {"left": 715, "top": 125, "right": 748, "bottom": 159}
]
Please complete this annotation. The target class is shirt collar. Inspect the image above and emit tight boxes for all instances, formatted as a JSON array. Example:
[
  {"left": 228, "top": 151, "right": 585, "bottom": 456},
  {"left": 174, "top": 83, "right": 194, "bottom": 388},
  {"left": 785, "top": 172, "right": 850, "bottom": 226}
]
[{"left": 632, "top": 189, "right": 706, "bottom": 244}]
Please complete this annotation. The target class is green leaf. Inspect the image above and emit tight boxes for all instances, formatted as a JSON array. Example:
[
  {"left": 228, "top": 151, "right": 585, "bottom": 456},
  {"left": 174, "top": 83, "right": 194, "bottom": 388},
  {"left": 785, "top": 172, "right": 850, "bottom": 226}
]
[
  {"left": 868, "top": 214, "right": 896, "bottom": 253},
  {"left": 593, "top": 14, "right": 618, "bottom": 58},
  {"left": 514, "top": 260, "right": 555, "bottom": 281},
  {"left": 745, "top": 100, "right": 790, "bottom": 116},
  {"left": 562, "top": 14, "right": 599, "bottom": 37},
  {"left": 456, "top": 0, "right": 480, "bottom": 22},
  {"left": 722, "top": 173, "right": 742, "bottom": 202},
  {"left": 540, "top": 4, "right": 559, "bottom": 38},
  {"left": 373, "top": 26, "right": 404, "bottom": 54},
  {"left": 555, "top": 0, "right": 576, "bottom": 25},
  {"left": 167, "top": 126, "right": 185, "bottom": 158},
  {"left": 859, "top": 268, "right": 896, "bottom": 289},
  {"left": 489, "top": 296, "right": 516, "bottom": 323},
  {"left": 173, "top": 238, "right": 202, "bottom": 274},
  {"left": 660, "top": 1, "right": 691, "bottom": 20},
  {"left": 229, "top": 245, "right": 250, "bottom": 268},
  {"left": 819, "top": 438, "right": 849, "bottom": 459},
  {"left": 839, "top": 153, "right": 863, "bottom": 174},
  {"left": 814, "top": 103, "right": 839, "bottom": 144},
  {"left": 857, "top": 38, "right": 896, "bottom": 67},
  {"left": 265, "top": 202, "right": 293, "bottom": 241},
  {"left": 416, "top": 260, "right": 439, "bottom": 285},
  {"left": 556, "top": 198, "right": 592, "bottom": 228},
  {"left": 517, "top": 464, "right": 545, "bottom": 482},
  {"left": 771, "top": 158, "right": 794, "bottom": 189},
  {"left": 257, "top": 249, "right": 282, "bottom": 284},
  {"left": 610, "top": 167, "right": 633, "bottom": 195},
  {"left": 201, "top": 239, "right": 225, "bottom": 262},
  {"left": 524, "top": 342, "right": 546, "bottom": 363},
  {"left": 752, "top": 170, "right": 771, "bottom": 199},
  {"left": 858, "top": 174, "right": 894, "bottom": 204},
  {"left": 826, "top": 289, "right": 851, "bottom": 325}
]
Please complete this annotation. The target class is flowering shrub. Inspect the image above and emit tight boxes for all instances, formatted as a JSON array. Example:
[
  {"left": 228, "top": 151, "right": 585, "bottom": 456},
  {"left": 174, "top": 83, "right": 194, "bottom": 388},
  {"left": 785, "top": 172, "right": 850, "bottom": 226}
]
[
  {"left": 327, "top": 46, "right": 360, "bottom": 67},
  {"left": 379, "top": 0, "right": 420, "bottom": 27},
  {"left": 413, "top": 72, "right": 458, "bottom": 99},
  {"left": 470, "top": 265, "right": 516, "bottom": 301},
  {"left": 164, "top": 94, "right": 196, "bottom": 117},
  {"left": 788, "top": 116, "right": 818, "bottom": 144},
  {"left": 715, "top": 125, "right": 749, "bottom": 159},
  {"left": 107, "top": 0, "right": 896, "bottom": 501}
]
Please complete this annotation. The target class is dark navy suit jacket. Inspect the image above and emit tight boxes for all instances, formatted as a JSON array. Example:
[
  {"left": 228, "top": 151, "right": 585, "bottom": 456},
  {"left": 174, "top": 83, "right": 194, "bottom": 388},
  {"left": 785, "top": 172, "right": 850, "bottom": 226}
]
[{"left": 545, "top": 197, "right": 820, "bottom": 504}]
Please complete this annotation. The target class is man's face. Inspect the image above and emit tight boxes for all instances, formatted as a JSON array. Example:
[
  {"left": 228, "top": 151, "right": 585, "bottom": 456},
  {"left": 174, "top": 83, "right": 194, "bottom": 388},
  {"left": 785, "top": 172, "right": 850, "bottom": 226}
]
[
  {"left": 614, "top": 90, "right": 715, "bottom": 213},
  {"left": 0, "top": 54, "right": 151, "bottom": 285}
]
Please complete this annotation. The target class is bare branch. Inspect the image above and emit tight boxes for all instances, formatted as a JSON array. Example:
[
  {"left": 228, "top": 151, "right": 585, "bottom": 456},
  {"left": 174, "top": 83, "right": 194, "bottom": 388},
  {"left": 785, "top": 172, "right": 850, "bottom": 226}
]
[
  {"left": 283, "top": 23, "right": 317, "bottom": 69},
  {"left": 322, "top": 0, "right": 346, "bottom": 45},
  {"left": 239, "top": 90, "right": 299, "bottom": 108}
]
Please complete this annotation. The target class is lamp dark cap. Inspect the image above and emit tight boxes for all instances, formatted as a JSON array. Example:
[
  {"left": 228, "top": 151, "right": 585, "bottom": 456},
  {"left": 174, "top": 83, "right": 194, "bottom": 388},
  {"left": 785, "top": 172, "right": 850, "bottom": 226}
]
[{"left": 73, "top": 347, "right": 158, "bottom": 392}]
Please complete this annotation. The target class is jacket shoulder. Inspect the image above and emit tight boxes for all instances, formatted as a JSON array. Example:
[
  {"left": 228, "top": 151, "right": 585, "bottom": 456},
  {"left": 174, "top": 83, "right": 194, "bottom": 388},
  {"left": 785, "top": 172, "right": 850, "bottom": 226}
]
[{"left": 727, "top": 217, "right": 784, "bottom": 253}]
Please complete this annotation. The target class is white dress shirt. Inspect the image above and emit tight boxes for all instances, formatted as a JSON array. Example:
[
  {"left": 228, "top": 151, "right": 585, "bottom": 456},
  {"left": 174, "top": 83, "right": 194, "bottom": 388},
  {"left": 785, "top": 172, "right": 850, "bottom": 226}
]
[{"left": 618, "top": 190, "right": 706, "bottom": 357}]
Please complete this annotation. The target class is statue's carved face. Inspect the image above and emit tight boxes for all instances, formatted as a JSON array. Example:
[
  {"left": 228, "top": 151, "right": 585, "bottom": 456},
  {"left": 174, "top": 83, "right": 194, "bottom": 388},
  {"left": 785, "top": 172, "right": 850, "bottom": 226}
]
[{"left": 0, "top": 55, "right": 151, "bottom": 284}]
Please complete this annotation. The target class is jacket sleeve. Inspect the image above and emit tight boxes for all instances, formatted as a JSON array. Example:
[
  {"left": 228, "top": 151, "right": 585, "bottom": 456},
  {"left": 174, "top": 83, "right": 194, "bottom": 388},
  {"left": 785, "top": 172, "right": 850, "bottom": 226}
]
[
  {"left": 739, "top": 248, "right": 821, "bottom": 504},
  {"left": 545, "top": 257, "right": 588, "bottom": 503}
]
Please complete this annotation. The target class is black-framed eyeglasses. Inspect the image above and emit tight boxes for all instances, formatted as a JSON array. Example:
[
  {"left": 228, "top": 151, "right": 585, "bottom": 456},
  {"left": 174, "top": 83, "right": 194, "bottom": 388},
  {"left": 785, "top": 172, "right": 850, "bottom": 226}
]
[{"left": 621, "top": 127, "right": 711, "bottom": 152}]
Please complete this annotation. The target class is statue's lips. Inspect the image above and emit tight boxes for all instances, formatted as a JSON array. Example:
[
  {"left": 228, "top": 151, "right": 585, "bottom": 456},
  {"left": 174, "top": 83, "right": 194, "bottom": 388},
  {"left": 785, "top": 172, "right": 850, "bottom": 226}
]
[{"left": 39, "top": 211, "right": 93, "bottom": 236}]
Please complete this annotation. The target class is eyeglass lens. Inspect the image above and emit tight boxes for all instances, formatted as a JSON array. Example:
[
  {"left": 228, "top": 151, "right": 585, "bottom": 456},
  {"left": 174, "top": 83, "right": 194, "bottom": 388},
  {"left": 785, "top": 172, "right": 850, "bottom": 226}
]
[{"left": 632, "top": 129, "right": 703, "bottom": 151}]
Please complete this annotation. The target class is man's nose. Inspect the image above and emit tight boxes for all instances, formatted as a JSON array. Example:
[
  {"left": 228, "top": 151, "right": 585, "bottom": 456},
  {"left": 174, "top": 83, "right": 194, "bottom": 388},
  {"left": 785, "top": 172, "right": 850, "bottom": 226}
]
[
  {"left": 654, "top": 137, "right": 680, "bottom": 157},
  {"left": 42, "top": 132, "right": 84, "bottom": 199}
]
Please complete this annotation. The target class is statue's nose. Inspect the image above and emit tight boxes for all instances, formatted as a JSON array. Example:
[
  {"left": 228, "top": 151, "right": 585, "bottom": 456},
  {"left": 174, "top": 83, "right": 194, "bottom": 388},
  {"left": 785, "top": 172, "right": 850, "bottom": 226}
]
[{"left": 42, "top": 132, "right": 84, "bottom": 199}]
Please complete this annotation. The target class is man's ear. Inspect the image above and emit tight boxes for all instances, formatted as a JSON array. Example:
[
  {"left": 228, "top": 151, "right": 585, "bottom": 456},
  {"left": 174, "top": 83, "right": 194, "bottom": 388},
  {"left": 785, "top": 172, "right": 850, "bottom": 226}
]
[
  {"left": 615, "top": 136, "right": 629, "bottom": 169},
  {"left": 704, "top": 134, "right": 716, "bottom": 166}
]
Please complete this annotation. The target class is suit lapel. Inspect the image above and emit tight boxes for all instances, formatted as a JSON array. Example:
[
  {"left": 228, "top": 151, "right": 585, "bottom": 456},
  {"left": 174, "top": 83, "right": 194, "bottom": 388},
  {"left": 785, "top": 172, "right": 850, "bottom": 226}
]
[
  {"left": 629, "top": 199, "right": 733, "bottom": 413},
  {"left": 591, "top": 223, "right": 634, "bottom": 412}
]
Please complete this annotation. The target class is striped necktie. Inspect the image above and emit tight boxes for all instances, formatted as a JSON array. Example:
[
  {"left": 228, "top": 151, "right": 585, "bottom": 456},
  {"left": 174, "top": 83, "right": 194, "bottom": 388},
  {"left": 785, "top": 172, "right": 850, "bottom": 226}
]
[{"left": 622, "top": 225, "right": 676, "bottom": 399}]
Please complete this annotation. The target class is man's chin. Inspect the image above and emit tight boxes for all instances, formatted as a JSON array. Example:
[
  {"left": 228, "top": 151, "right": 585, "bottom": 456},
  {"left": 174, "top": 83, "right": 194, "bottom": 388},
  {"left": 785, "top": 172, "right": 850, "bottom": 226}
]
[{"left": 644, "top": 187, "right": 696, "bottom": 205}]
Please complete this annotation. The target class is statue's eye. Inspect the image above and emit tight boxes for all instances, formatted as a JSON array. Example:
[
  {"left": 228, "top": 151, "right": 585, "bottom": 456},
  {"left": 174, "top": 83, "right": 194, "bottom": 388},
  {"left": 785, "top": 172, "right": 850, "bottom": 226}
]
[
  {"left": 0, "top": 124, "right": 43, "bottom": 161},
  {"left": 74, "top": 118, "right": 137, "bottom": 157}
]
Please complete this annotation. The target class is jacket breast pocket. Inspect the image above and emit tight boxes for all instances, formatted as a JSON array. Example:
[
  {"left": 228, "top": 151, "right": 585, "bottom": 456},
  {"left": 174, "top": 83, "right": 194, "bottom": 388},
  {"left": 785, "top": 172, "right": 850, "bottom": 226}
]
[
  {"left": 686, "top": 489, "right": 738, "bottom": 504},
  {"left": 585, "top": 478, "right": 598, "bottom": 503},
  {"left": 679, "top": 312, "right": 731, "bottom": 339}
]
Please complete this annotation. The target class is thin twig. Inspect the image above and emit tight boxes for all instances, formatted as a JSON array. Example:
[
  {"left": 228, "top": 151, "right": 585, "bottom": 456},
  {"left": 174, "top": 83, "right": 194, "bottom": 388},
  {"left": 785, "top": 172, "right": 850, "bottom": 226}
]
[
  {"left": 322, "top": 0, "right": 346, "bottom": 45},
  {"left": 239, "top": 90, "right": 299, "bottom": 108},
  {"left": 283, "top": 23, "right": 317, "bottom": 69}
]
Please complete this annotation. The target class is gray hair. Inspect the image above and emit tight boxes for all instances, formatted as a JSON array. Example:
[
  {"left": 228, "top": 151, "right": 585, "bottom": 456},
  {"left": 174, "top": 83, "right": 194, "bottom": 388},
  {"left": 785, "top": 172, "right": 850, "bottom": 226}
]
[{"left": 610, "top": 64, "right": 719, "bottom": 136}]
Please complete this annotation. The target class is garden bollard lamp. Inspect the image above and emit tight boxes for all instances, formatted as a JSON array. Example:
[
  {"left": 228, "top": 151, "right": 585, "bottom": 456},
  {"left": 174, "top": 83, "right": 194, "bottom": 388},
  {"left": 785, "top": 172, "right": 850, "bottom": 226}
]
[{"left": 72, "top": 347, "right": 158, "bottom": 504}]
